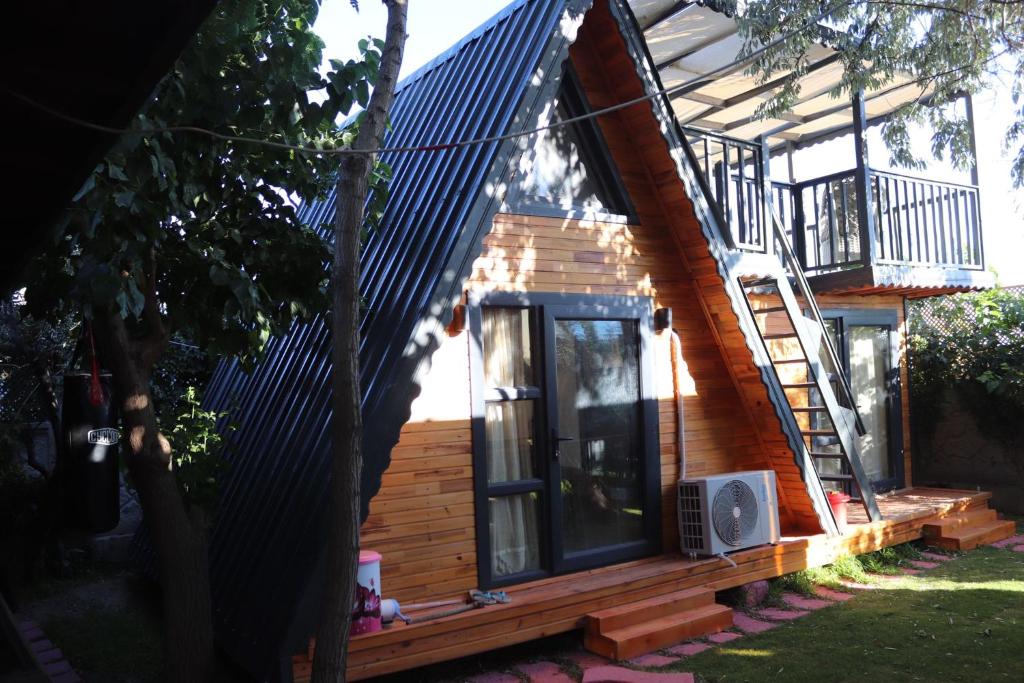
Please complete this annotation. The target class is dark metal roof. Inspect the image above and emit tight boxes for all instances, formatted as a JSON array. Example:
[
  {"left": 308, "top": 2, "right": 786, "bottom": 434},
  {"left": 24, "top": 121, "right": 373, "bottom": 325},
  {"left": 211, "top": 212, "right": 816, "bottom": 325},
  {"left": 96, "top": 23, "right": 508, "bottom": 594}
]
[{"left": 200, "top": 0, "right": 582, "bottom": 678}]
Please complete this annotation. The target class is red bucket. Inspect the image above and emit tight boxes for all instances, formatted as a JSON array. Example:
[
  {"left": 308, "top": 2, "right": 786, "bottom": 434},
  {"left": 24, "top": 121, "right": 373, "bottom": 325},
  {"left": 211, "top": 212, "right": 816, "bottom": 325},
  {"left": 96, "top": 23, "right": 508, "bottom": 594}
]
[{"left": 828, "top": 491, "right": 851, "bottom": 533}]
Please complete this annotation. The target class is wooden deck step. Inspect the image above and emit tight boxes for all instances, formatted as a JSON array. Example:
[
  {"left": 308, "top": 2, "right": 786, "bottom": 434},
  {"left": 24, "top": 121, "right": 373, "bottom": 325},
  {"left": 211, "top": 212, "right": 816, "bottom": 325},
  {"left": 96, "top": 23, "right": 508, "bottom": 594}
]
[
  {"left": 584, "top": 603, "right": 733, "bottom": 660},
  {"left": 773, "top": 358, "right": 809, "bottom": 365},
  {"left": 585, "top": 587, "right": 714, "bottom": 634},
  {"left": 925, "top": 518, "right": 1016, "bottom": 551},
  {"left": 792, "top": 406, "right": 827, "bottom": 412},
  {"left": 922, "top": 507, "right": 997, "bottom": 538},
  {"left": 800, "top": 429, "right": 837, "bottom": 437},
  {"left": 752, "top": 306, "right": 787, "bottom": 314},
  {"left": 763, "top": 333, "right": 798, "bottom": 340}
]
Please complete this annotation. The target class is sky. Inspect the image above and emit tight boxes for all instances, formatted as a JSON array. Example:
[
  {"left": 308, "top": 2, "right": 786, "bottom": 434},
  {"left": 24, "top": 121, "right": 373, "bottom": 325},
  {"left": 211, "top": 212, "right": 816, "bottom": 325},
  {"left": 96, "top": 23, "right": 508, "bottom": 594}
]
[{"left": 313, "top": 0, "right": 1024, "bottom": 285}]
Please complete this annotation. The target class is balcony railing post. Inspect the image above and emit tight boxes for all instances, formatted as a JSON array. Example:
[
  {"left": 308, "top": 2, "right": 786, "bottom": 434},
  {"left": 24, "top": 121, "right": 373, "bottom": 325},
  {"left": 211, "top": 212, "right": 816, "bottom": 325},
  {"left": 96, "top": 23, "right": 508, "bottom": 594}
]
[
  {"left": 758, "top": 135, "right": 773, "bottom": 256},
  {"left": 964, "top": 92, "right": 985, "bottom": 268},
  {"left": 852, "top": 91, "right": 878, "bottom": 266},
  {"left": 793, "top": 183, "right": 807, "bottom": 269}
]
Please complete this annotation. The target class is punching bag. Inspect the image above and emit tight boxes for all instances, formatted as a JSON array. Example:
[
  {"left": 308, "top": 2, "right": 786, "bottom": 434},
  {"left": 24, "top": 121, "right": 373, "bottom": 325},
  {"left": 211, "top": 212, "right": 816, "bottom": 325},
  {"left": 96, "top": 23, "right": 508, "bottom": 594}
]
[{"left": 61, "top": 371, "right": 121, "bottom": 533}]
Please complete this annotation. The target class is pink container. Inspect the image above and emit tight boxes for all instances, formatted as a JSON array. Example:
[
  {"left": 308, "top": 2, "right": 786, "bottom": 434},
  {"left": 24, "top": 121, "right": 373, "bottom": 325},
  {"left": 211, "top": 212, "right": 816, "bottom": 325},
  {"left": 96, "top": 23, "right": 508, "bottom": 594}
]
[{"left": 351, "top": 550, "right": 383, "bottom": 636}]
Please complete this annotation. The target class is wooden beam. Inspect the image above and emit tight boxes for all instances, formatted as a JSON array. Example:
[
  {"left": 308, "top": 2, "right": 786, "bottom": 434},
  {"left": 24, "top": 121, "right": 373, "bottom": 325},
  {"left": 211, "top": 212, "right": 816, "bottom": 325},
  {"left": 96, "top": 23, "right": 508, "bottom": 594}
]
[
  {"left": 638, "top": 0, "right": 696, "bottom": 31},
  {"left": 674, "top": 53, "right": 843, "bottom": 125},
  {"left": 656, "top": 27, "right": 739, "bottom": 71}
]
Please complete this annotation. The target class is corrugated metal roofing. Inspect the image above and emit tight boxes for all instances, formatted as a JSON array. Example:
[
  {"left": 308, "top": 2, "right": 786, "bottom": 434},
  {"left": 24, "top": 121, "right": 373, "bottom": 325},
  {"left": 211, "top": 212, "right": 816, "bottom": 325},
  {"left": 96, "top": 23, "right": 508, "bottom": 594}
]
[{"left": 199, "top": 0, "right": 581, "bottom": 678}]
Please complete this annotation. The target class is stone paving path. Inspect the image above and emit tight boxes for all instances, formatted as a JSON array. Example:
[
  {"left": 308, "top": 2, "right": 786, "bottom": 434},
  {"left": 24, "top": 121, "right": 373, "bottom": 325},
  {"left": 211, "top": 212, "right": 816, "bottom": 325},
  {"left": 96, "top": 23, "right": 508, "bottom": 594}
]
[{"left": 457, "top": 539, "right": 1024, "bottom": 683}]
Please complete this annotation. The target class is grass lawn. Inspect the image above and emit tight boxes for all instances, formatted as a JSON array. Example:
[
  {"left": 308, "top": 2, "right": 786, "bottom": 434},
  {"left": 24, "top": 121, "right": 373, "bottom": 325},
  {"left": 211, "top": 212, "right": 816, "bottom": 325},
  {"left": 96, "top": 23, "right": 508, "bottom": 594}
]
[{"left": 677, "top": 543, "right": 1024, "bottom": 682}]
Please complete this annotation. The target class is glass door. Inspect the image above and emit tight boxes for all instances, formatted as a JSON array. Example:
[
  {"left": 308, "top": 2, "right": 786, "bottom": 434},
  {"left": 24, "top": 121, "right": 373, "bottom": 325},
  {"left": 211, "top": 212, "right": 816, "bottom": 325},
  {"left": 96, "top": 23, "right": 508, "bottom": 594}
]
[
  {"left": 543, "top": 304, "right": 659, "bottom": 573},
  {"left": 470, "top": 294, "right": 660, "bottom": 587},
  {"left": 822, "top": 311, "right": 904, "bottom": 492}
]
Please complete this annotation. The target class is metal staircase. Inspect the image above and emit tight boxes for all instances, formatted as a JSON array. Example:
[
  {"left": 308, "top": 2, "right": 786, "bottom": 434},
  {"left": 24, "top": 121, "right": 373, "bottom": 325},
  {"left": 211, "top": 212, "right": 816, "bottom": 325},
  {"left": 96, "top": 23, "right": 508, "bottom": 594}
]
[{"left": 729, "top": 215, "right": 881, "bottom": 522}]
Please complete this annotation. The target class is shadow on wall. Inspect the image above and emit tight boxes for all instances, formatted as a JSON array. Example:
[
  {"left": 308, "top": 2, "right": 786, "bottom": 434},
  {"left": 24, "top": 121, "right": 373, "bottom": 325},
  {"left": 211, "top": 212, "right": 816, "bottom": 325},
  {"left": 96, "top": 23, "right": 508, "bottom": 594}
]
[{"left": 912, "top": 387, "right": 1024, "bottom": 514}]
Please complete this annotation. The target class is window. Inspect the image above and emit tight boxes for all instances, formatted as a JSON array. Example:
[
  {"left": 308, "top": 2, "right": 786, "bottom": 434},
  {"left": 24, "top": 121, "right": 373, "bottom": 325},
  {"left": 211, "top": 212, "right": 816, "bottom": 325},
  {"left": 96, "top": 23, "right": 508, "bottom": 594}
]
[{"left": 507, "top": 64, "right": 636, "bottom": 219}]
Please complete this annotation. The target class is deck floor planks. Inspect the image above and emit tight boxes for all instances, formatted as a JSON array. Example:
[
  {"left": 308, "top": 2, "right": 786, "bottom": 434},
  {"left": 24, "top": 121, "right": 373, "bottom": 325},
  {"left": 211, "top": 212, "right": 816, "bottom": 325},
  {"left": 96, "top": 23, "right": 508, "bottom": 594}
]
[{"left": 292, "top": 489, "right": 991, "bottom": 681}]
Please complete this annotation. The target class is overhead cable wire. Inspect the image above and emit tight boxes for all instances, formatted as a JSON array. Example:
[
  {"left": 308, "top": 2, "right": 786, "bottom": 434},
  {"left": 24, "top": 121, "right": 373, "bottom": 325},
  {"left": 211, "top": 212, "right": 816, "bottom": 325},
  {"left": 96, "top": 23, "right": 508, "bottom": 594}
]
[{"left": 5, "top": 1, "right": 851, "bottom": 157}]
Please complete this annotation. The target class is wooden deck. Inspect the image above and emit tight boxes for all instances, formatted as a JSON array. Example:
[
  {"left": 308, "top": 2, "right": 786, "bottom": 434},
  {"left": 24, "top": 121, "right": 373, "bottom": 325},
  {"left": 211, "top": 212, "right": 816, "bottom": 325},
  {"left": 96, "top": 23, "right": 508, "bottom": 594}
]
[{"left": 293, "top": 487, "right": 991, "bottom": 681}]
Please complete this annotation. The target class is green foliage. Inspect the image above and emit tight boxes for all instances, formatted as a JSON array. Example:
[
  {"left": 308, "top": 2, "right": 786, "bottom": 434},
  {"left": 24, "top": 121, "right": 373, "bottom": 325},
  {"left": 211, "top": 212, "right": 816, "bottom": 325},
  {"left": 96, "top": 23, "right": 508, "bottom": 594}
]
[
  {"left": 729, "top": 1, "right": 1024, "bottom": 183},
  {"left": 165, "top": 387, "right": 231, "bottom": 515},
  {"left": 908, "top": 288, "right": 1024, "bottom": 459},
  {"left": 21, "top": 0, "right": 390, "bottom": 366},
  {"left": 150, "top": 339, "right": 218, "bottom": 425}
]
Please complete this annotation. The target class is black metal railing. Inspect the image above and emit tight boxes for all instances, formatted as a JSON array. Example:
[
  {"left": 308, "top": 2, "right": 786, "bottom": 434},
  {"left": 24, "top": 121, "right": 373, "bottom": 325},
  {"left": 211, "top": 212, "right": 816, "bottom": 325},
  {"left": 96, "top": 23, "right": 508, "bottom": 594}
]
[
  {"left": 682, "top": 126, "right": 770, "bottom": 253},
  {"left": 684, "top": 126, "right": 985, "bottom": 274},
  {"left": 871, "top": 169, "right": 983, "bottom": 269}
]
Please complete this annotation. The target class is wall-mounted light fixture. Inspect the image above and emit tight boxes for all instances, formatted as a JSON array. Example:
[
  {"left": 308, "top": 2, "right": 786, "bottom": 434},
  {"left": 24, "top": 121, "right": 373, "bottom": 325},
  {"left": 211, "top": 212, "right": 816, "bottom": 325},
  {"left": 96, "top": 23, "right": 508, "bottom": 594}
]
[
  {"left": 446, "top": 304, "right": 467, "bottom": 336},
  {"left": 654, "top": 307, "right": 673, "bottom": 332}
]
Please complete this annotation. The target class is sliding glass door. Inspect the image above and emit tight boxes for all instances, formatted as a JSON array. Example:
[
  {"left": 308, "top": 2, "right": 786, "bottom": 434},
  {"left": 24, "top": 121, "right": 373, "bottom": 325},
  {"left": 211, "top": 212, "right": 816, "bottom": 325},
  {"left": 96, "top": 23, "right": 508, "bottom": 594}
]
[
  {"left": 470, "top": 294, "right": 660, "bottom": 587},
  {"left": 823, "top": 310, "right": 904, "bottom": 492}
]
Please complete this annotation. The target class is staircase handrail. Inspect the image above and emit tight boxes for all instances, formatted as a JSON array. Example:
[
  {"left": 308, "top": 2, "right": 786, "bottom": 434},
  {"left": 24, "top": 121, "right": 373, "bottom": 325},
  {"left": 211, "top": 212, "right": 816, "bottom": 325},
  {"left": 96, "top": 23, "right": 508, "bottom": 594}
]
[{"left": 768, "top": 207, "right": 867, "bottom": 436}]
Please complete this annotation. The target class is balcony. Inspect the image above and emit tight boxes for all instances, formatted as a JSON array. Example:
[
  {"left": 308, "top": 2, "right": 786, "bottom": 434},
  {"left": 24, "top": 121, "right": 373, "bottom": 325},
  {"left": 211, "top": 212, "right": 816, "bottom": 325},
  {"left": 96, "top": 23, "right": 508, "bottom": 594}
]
[{"left": 683, "top": 126, "right": 994, "bottom": 296}]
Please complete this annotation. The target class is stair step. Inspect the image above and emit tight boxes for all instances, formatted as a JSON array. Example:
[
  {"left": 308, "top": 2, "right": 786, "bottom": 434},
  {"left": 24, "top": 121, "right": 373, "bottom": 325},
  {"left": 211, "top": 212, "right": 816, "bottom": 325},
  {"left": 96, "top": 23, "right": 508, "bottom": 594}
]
[
  {"left": 809, "top": 451, "right": 844, "bottom": 459},
  {"left": 584, "top": 603, "right": 733, "bottom": 661},
  {"left": 801, "top": 429, "right": 838, "bottom": 437},
  {"left": 782, "top": 382, "right": 817, "bottom": 389},
  {"left": 773, "top": 358, "right": 809, "bottom": 365},
  {"left": 752, "top": 306, "right": 787, "bottom": 314},
  {"left": 925, "top": 519, "right": 1016, "bottom": 551},
  {"left": 742, "top": 277, "right": 777, "bottom": 288},
  {"left": 922, "top": 508, "right": 997, "bottom": 538},
  {"left": 586, "top": 587, "right": 714, "bottom": 634},
  {"left": 820, "top": 474, "right": 854, "bottom": 481},
  {"left": 792, "top": 406, "right": 827, "bottom": 412},
  {"left": 764, "top": 333, "right": 798, "bottom": 340}
]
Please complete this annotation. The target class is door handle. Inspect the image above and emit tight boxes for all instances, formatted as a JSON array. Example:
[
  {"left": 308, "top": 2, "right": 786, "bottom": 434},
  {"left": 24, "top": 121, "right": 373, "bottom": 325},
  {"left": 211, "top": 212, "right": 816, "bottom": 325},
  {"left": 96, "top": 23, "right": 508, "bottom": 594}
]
[{"left": 552, "top": 429, "right": 574, "bottom": 460}]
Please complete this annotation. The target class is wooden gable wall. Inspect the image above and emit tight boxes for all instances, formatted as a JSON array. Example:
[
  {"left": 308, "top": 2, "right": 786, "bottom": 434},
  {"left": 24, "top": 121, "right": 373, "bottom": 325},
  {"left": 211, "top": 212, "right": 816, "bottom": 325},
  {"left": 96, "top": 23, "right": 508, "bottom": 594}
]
[{"left": 356, "top": 0, "right": 826, "bottom": 607}]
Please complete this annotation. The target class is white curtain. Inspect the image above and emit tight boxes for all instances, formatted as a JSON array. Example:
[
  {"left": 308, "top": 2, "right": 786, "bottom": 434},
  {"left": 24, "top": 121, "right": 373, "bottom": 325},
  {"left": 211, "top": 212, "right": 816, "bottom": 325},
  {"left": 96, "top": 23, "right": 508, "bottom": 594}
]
[{"left": 483, "top": 309, "right": 539, "bottom": 576}]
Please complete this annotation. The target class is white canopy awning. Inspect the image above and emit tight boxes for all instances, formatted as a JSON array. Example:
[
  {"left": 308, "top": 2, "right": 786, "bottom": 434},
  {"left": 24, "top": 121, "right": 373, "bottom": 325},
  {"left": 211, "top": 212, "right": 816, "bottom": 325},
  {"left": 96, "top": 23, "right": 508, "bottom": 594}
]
[{"left": 627, "top": 1, "right": 931, "bottom": 152}]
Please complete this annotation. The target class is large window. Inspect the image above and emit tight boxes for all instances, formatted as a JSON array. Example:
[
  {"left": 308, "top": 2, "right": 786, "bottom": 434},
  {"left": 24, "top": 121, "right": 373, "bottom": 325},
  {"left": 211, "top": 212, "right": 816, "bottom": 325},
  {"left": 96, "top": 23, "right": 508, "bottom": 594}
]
[{"left": 469, "top": 293, "right": 660, "bottom": 588}]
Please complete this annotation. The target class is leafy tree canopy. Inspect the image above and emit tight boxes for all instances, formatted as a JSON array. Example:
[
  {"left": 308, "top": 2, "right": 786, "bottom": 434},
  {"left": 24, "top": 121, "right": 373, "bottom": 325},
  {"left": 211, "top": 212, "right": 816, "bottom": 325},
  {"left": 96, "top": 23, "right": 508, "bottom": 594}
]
[
  {"left": 728, "top": 0, "right": 1024, "bottom": 183},
  {"left": 22, "top": 0, "right": 385, "bottom": 364}
]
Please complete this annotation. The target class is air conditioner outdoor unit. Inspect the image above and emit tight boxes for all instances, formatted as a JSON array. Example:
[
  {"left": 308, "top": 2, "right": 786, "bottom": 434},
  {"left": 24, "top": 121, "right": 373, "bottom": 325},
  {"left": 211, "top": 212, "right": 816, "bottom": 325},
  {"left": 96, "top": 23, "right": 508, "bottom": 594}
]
[{"left": 678, "top": 470, "right": 780, "bottom": 556}]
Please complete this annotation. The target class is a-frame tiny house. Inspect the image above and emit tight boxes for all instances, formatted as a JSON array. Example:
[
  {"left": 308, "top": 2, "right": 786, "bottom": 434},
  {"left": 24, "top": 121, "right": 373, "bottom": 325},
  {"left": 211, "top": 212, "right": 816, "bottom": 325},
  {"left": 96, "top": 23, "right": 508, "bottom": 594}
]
[{"left": 202, "top": 1, "right": 1005, "bottom": 679}]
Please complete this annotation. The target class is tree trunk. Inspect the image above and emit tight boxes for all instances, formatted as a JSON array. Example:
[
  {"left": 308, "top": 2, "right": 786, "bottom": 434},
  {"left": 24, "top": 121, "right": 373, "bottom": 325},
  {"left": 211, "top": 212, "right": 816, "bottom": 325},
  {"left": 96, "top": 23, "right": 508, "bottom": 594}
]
[
  {"left": 94, "top": 312, "right": 216, "bottom": 683},
  {"left": 312, "top": 3, "right": 407, "bottom": 681}
]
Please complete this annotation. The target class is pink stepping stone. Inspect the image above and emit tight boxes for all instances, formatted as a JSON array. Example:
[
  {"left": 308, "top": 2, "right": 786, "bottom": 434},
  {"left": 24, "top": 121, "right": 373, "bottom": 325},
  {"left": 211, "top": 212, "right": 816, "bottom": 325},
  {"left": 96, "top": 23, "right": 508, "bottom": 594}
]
[
  {"left": 919, "top": 551, "right": 954, "bottom": 562},
  {"left": 758, "top": 607, "right": 809, "bottom": 621},
  {"left": 782, "top": 592, "right": 832, "bottom": 611},
  {"left": 908, "top": 560, "right": 939, "bottom": 570},
  {"left": 665, "top": 642, "right": 711, "bottom": 657},
  {"left": 466, "top": 674, "right": 519, "bottom": 683},
  {"left": 732, "top": 613, "right": 777, "bottom": 634},
  {"left": 1013, "top": 545, "right": 1024, "bottom": 553},
  {"left": 990, "top": 534, "right": 1024, "bottom": 549},
  {"left": 707, "top": 631, "right": 742, "bottom": 644},
  {"left": 899, "top": 568, "right": 922, "bottom": 576},
  {"left": 813, "top": 586, "right": 855, "bottom": 602},
  {"left": 517, "top": 661, "right": 574, "bottom": 683},
  {"left": 582, "top": 665, "right": 695, "bottom": 682},
  {"left": 836, "top": 579, "right": 877, "bottom": 591},
  {"left": 628, "top": 654, "right": 678, "bottom": 668}
]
